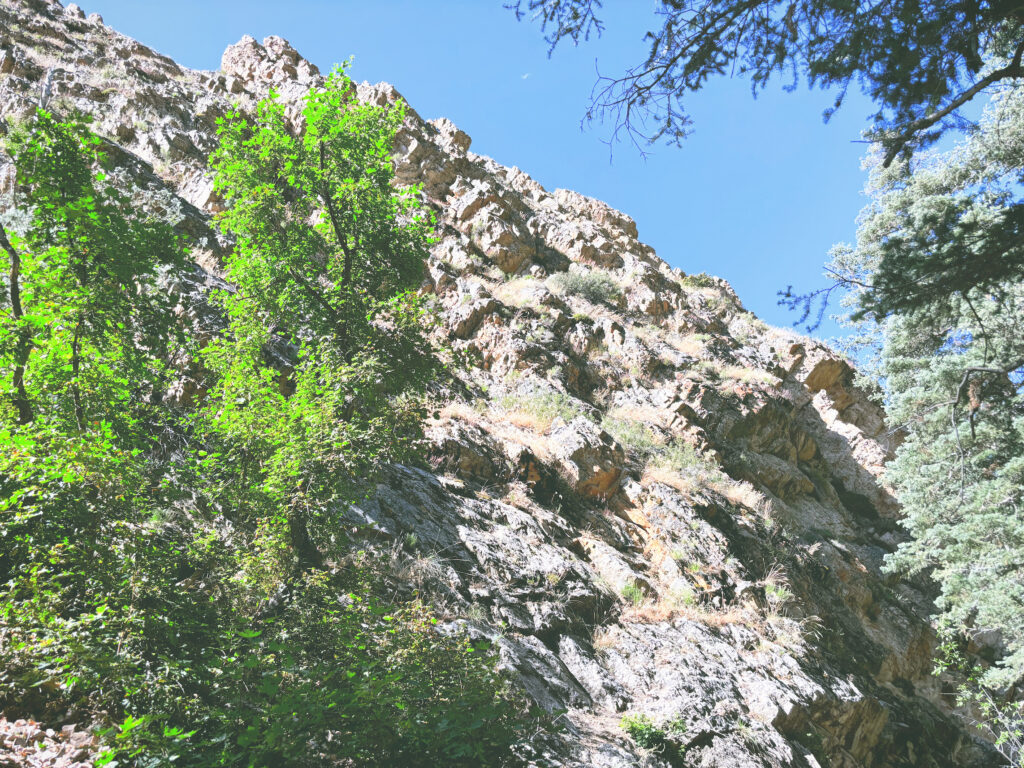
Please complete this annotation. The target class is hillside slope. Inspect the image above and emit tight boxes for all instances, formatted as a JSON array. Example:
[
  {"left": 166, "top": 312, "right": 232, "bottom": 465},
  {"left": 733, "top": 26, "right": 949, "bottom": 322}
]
[{"left": 0, "top": 1, "right": 1000, "bottom": 765}]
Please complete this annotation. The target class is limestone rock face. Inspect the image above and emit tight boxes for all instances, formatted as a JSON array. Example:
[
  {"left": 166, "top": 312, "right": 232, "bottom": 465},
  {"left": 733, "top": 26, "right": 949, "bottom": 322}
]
[
  {"left": 550, "top": 417, "right": 625, "bottom": 498},
  {"left": 0, "top": 2, "right": 1000, "bottom": 766}
]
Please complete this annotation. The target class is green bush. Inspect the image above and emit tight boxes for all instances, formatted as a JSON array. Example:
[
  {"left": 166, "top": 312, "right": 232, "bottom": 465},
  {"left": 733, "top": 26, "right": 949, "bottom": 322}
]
[
  {"left": 0, "top": 75, "right": 546, "bottom": 768},
  {"left": 620, "top": 713, "right": 687, "bottom": 752},
  {"left": 679, "top": 271, "right": 716, "bottom": 289},
  {"left": 547, "top": 270, "right": 621, "bottom": 305},
  {"left": 621, "top": 583, "right": 646, "bottom": 607}
]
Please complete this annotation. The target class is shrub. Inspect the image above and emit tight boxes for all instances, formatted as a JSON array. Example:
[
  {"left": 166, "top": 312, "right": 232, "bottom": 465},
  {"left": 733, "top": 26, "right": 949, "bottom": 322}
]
[
  {"left": 621, "top": 713, "right": 687, "bottom": 752},
  {"left": 621, "top": 583, "right": 646, "bottom": 607},
  {"left": 621, "top": 714, "right": 664, "bottom": 749},
  {"left": 547, "top": 270, "right": 621, "bottom": 305},
  {"left": 642, "top": 441, "right": 725, "bottom": 496},
  {"left": 603, "top": 417, "right": 663, "bottom": 459},
  {"left": 679, "top": 271, "right": 716, "bottom": 289},
  {"left": 499, "top": 390, "right": 589, "bottom": 431},
  {"left": 112, "top": 571, "right": 540, "bottom": 767},
  {"left": 657, "top": 441, "right": 712, "bottom": 473}
]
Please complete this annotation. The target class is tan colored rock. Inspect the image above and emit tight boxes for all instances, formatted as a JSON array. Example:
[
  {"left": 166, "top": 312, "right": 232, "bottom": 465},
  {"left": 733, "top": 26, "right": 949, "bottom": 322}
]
[
  {"left": 550, "top": 417, "right": 624, "bottom": 498},
  {"left": 0, "top": 3, "right": 999, "bottom": 764}
]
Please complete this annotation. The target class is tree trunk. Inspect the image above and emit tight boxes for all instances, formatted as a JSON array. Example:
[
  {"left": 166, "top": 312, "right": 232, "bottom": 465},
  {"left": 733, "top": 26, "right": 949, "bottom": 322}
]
[
  {"left": 0, "top": 224, "right": 33, "bottom": 424},
  {"left": 71, "top": 314, "right": 85, "bottom": 430},
  {"left": 317, "top": 141, "right": 353, "bottom": 353}
]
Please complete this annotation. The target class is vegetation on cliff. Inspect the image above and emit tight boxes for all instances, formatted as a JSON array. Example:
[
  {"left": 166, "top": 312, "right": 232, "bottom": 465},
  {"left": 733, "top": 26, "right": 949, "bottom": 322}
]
[
  {"left": 515, "top": 0, "right": 1024, "bottom": 753},
  {"left": 0, "top": 68, "right": 540, "bottom": 767}
]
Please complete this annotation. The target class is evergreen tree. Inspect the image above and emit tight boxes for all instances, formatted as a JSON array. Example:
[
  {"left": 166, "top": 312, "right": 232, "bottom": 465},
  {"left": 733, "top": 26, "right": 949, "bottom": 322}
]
[
  {"left": 824, "top": 85, "right": 1024, "bottom": 692},
  {"left": 509, "top": 0, "right": 1024, "bottom": 161}
]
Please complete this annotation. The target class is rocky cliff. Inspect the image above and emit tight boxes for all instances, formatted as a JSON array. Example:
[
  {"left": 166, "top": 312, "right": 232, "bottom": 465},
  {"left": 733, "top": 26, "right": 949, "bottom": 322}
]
[{"left": 0, "top": 2, "right": 1001, "bottom": 766}]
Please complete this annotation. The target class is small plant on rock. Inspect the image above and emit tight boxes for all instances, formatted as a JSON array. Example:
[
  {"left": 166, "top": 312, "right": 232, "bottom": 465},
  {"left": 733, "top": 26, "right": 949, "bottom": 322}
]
[
  {"left": 679, "top": 271, "right": 716, "bottom": 289},
  {"left": 621, "top": 583, "right": 646, "bottom": 607},
  {"left": 547, "top": 270, "right": 621, "bottom": 305},
  {"left": 621, "top": 713, "right": 687, "bottom": 754},
  {"left": 498, "top": 390, "right": 588, "bottom": 431},
  {"left": 621, "top": 714, "right": 665, "bottom": 749}
]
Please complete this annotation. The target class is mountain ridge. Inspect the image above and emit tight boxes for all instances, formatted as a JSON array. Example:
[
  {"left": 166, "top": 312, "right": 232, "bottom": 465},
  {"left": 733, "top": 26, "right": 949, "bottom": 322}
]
[{"left": 0, "top": 2, "right": 1000, "bottom": 766}]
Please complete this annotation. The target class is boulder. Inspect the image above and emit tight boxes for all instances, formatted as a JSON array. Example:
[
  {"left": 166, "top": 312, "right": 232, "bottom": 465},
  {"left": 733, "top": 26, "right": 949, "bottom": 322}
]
[{"left": 550, "top": 417, "right": 625, "bottom": 498}]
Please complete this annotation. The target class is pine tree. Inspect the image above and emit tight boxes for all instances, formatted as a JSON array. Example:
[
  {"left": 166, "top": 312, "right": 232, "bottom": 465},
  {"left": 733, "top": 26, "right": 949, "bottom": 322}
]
[
  {"left": 824, "top": 84, "right": 1024, "bottom": 689},
  {"left": 509, "top": 0, "right": 1024, "bottom": 161}
]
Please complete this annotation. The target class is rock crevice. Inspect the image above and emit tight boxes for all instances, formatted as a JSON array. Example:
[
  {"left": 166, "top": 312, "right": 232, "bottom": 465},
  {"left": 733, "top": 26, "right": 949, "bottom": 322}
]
[{"left": 0, "top": 3, "right": 998, "bottom": 765}]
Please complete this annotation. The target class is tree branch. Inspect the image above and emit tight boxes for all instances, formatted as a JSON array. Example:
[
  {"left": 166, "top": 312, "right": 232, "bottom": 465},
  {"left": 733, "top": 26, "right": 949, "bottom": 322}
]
[
  {"left": 0, "top": 223, "right": 33, "bottom": 424},
  {"left": 70, "top": 314, "right": 85, "bottom": 431},
  {"left": 948, "top": 358, "right": 1024, "bottom": 499},
  {"left": 317, "top": 141, "right": 353, "bottom": 352},
  {"left": 883, "top": 41, "right": 1024, "bottom": 166}
]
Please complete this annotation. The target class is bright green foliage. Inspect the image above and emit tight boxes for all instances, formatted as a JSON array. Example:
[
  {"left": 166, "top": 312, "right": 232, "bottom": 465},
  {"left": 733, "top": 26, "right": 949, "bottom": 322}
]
[
  {"left": 0, "top": 110, "right": 185, "bottom": 431},
  {"left": 1, "top": 74, "right": 542, "bottom": 768},
  {"left": 210, "top": 67, "right": 430, "bottom": 351},
  {"left": 620, "top": 712, "right": 686, "bottom": 755},
  {"left": 824, "top": 84, "right": 1024, "bottom": 689},
  {"left": 621, "top": 713, "right": 664, "bottom": 748},
  {"left": 204, "top": 64, "right": 439, "bottom": 572},
  {"left": 621, "top": 583, "right": 645, "bottom": 607},
  {"left": 510, "top": 0, "right": 1024, "bottom": 161},
  {"left": 0, "top": 108, "right": 202, "bottom": 736}
]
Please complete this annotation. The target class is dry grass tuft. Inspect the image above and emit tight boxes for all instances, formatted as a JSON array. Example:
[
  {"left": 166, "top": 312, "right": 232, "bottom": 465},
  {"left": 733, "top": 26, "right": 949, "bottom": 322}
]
[
  {"left": 606, "top": 404, "right": 666, "bottom": 429},
  {"left": 718, "top": 365, "right": 777, "bottom": 386},
  {"left": 438, "top": 399, "right": 488, "bottom": 422},
  {"left": 665, "top": 333, "right": 708, "bottom": 358},
  {"left": 714, "top": 479, "right": 769, "bottom": 511},
  {"left": 641, "top": 463, "right": 703, "bottom": 495},
  {"left": 493, "top": 276, "right": 544, "bottom": 308},
  {"left": 391, "top": 551, "right": 447, "bottom": 587},
  {"left": 641, "top": 442, "right": 722, "bottom": 495},
  {"left": 502, "top": 482, "right": 532, "bottom": 509},
  {"left": 621, "top": 593, "right": 753, "bottom": 626},
  {"left": 592, "top": 625, "right": 619, "bottom": 652},
  {"left": 497, "top": 391, "right": 588, "bottom": 433}
]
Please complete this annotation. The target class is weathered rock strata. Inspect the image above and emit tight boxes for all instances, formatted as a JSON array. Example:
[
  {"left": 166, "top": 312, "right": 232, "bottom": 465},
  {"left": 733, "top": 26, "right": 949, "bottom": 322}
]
[{"left": 0, "top": 1, "right": 1000, "bottom": 765}]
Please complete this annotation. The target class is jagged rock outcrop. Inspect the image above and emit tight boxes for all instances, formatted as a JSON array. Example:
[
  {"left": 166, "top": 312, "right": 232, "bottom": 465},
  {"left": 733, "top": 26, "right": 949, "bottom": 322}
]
[{"left": 0, "top": 2, "right": 1001, "bottom": 766}]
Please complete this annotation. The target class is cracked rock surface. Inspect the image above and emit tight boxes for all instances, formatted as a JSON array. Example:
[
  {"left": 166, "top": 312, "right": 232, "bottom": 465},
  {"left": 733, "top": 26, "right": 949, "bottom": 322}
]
[{"left": 0, "top": 2, "right": 1001, "bottom": 765}]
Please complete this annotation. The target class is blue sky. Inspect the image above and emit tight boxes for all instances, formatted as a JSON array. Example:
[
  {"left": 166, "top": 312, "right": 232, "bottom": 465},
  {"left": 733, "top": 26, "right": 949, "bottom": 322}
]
[{"left": 80, "top": 0, "right": 880, "bottom": 337}]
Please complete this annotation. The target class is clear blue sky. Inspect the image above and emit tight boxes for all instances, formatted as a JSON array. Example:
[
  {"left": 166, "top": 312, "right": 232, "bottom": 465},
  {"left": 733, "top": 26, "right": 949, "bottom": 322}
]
[{"left": 79, "top": 0, "right": 880, "bottom": 337}]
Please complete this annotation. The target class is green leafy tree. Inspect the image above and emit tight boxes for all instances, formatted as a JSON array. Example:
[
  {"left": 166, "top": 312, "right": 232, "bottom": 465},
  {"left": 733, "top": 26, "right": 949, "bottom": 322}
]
[
  {"left": 0, "top": 109, "right": 199, "bottom": 720},
  {"left": 204, "top": 64, "right": 440, "bottom": 575},
  {"left": 1, "top": 77, "right": 544, "bottom": 768},
  {"left": 0, "top": 110, "right": 185, "bottom": 432},
  {"left": 193, "top": 67, "right": 542, "bottom": 763},
  {"left": 0, "top": 107, "right": 187, "bottom": 593},
  {"left": 509, "top": 0, "right": 1024, "bottom": 161}
]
